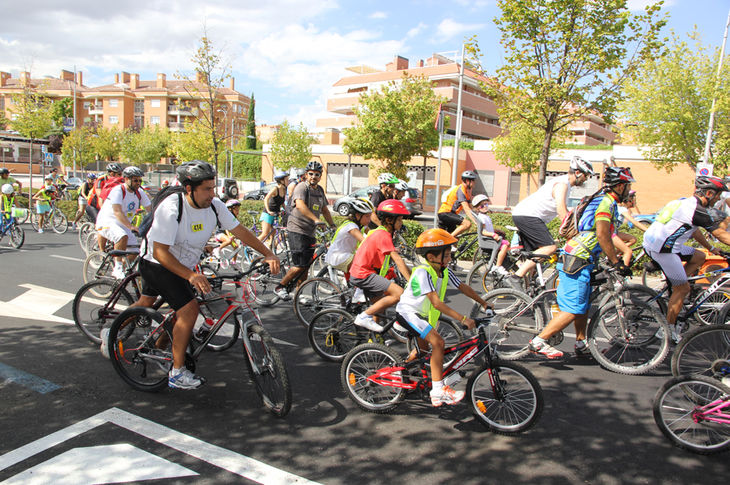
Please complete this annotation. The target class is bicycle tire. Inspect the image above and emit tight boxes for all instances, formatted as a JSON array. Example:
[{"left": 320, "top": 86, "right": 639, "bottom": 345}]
[
  {"left": 587, "top": 299, "right": 670, "bottom": 375},
  {"left": 251, "top": 255, "right": 289, "bottom": 306},
  {"left": 83, "top": 251, "right": 112, "bottom": 284},
  {"left": 641, "top": 266, "right": 665, "bottom": 290},
  {"left": 693, "top": 288, "right": 730, "bottom": 326},
  {"left": 192, "top": 302, "right": 241, "bottom": 352},
  {"left": 340, "top": 343, "right": 406, "bottom": 413},
  {"left": 466, "top": 259, "right": 489, "bottom": 290},
  {"left": 30, "top": 211, "right": 40, "bottom": 231},
  {"left": 467, "top": 361, "right": 544, "bottom": 434},
  {"left": 15, "top": 207, "right": 29, "bottom": 225},
  {"left": 78, "top": 222, "right": 94, "bottom": 249},
  {"left": 671, "top": 324, "right": 730, "bottom": 378},
  {"left": 51, "top": 210, "right": 68, "bottom": 234},
  {"left": 588, "top": 283, "right": 666, "bottom": 327},
  {"left": 653, "top": 375, "right": 730, "bottom": 454},
  {"left": 85, "top": 230, "right": 101, "bottom": 254},
  {"left": 469, "top": 288, "right": 544, "bottom": 360},
  {"left": 8, "top": 224, "right": 24, "bottom": 249},
  {"left": 244, "top": 323, "right": 292, "bottom": 417},
  {"left": 109, "top": 307, "right": 172, "bottom": 392},
  {"left": 405, "top": 318, "right": 464, "bottom": 367},
  {"left": 293, "top": 277, "right": 346, "bottom": 327},
  {"left": 72, "top": 278, "right": 134, "bottom": 344},
  {"left": 308, "top": 308, "right": 363, "bottom": 362}
]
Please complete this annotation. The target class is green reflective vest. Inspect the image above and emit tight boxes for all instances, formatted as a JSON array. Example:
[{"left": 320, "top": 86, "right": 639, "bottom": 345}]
[{"left": 411, "top": 264, "right": 449, "bottom": 326}]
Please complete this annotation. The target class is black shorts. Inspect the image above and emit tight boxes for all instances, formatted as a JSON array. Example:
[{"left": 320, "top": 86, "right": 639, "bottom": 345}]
[
  {"left": 438, "top": 212, "right": 464, "bottom": 233},
  {"left": 288, "top": 231, "right": 316, "bottom": 267},
  {"left": 512, "top": 215, "right": 554, "bottom": 251},
  {"left": 139, "top": 259, "right": 196, "bottom": 311}
]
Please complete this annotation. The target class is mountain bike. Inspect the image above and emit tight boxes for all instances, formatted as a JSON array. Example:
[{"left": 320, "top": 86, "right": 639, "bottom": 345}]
[
  {"left": 341, "top": 315, "right": 543, "bottom": 434},
  {"left": 0, "top": 211, "right": 25, "bottom": 249},
  {"left": 671, "top": 324, "right": 730, "bottom": 379},
  {"left": 30, "top": 200, "right": 68, "bottom": 234}
]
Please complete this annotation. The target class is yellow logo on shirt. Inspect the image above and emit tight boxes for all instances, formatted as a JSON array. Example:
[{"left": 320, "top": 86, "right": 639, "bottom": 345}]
[
  {"left": 191, "top": 222, "right": 203, "bottom": 232},
  {"left": 312, "top": 204, "right": 320, "bottom": 211}
]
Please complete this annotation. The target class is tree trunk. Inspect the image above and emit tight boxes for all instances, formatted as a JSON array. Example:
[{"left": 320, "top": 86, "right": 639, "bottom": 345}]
[{"left": 538, "top": 125, "right": 556, "bottom": 186}]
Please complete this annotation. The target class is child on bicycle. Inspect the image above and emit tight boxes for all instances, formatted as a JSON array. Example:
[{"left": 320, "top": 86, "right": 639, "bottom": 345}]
[
  {"left": 396, "top": 228, "right": 489, "bottom": 406},
  {"left": 212, "top": 199, "right": 242, "bottom": 269},
  {"left": 325, "top": 198, "right": 373, "bottom": 275},
  {"left": 349, "top": 199, "right": 411, "bottom": 331},
  {"left": 32, "top": 180, "right": 55, "bottom": 233},
  {"left": 472, "top": 194, "right": 510, "bottom": 276},
  {"left": 1, "top": 183, "right": 16, "bottom": 225}
]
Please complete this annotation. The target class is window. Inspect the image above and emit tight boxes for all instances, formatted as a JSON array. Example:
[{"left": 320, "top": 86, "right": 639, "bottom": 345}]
[
  {"left": 475, "top": 170, "right": 495, "bottom": 197},
  {"left": 134, "top": 100, "right": 144, "bottom": 113},
  {"left": 109, "top": 115, "right": 119, "bottom": 124},
  {"left": 83, "top": 101, "right": 90, "bottom": 109},
  {"left": 109, "top": 99, "right": 118, "bottom": 108},
  {"left": 150, "top": 99, "right": 160, "bottom": 108},
  {"left": 508, "top": 172, "right": 521, "bottom": 207},
  {"left": 150, "top": 116, "right": 160, "bottom": 125}
]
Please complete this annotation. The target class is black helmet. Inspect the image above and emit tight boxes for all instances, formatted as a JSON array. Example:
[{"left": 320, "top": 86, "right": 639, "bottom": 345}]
[
  {"left": 695, "top": 175, "right": 729, "bottom": 193},
  {"left": 106, "top": 162, "right": 122, "bottom": 173},
  {"left": 306, "top": 161, "right": 323, "bottom": 173},
  {"left": 176, "top": 160, "right": 216, "bottom": 186},
  {"left": 0, "top": 168, "right": 8, "bottom": 176},
  {"left": 603, "top": 167, "right": 636, "bottom": 187},
  {"left": 122, "top": 166, "right": 144, "bottom": 178},
  {"left": 461, "top": 170, "right": 477, "bottom": 180}
]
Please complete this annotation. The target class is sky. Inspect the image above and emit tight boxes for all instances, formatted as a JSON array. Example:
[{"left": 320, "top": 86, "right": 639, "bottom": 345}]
[{"left": 1, "top": 0, "right": 728, "bottom": 130}]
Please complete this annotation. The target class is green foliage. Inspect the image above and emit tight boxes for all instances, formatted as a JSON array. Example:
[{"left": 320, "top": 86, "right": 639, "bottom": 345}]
[
  {"left": 466, "top": 0, "right": 667, "bottom": 184},
  {"left": 620, "top": 30, "right": 730, "bottom": 172},
  {"left": 492, "top": 121, "right": 544, "bottom": 175},
  {"left": 170, "top": 119, "right": 216, "bottom": 166},
  {"left": 269, "top": 120, "right": 316, "bottom": 168},
  {"left": 91, "top": 127, "right": 123, "bottom": 161},
  {"left": 8, "top": 89, "right": 55, "bottom": 141},
  {"left": 442, "top": 139, "right": 474, "bottom": 149},
  {"left": 245, "top": 94, "right": 257, "bottom": 150},
  {"left": 49, "top": 98, "right": 73, "bottom": 134},
  {"left": 60, "top": 127, "right": 96, "bottom": 168},
  {"left": 231, "top": 136, "right": 263, "bottom": 180},
  {"left": 120, "top": 126, "right": 171, "bottom": 166},
  {"left": 343, "top": 74, "right": 443, "bottom": 179}
]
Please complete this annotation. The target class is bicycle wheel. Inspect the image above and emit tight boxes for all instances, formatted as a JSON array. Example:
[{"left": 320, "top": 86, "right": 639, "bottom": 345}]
[
  {"left": 51, "top": 210, "right": 68, "bottom": 234},
  {"left": 588, "top": 283, "right": 667, "bottom": 327},
  {"left": 243, "top": 323, "right": 292, "bottom": 417},
  {"left": 72, "top": 278, "right": 134, "bottom": 344},
  {"left": 192, "top": 302, "right": 240, "bottom": 352},
  {"left": 694, "top": 289, "right": 730, "bottom": 326},
  {"left": 653, "top": 375, "right": 730, "bottom": 454},
  {"left": 466, "top": 259, "right": 489, "bottom": 290},
  {"left": 467, "top": 361, "right": 544, "bottom": 434},
  {"left": 251, "top": 255, "right": 289, "bottom": 306},
  {"left": 587, "top": 299, "right": 670, "bottom": 375},
  {"left": 109, "top": 307, "right": 172, "bottom": 392},
  {"left": 85, "top": 230, "right": 101, "bottom": 254},
  {"left": 83, "top": 251, "right": 112, "bottom": 284},
  {"left": 30, "top": 211, "right": 40, "bottom": 231},
  {"left": 469, "top": 288, "right": 544, "bottom": 360},
  {"left": 8, "top": 224, "right": 24, "bottom": 249},
  {"left": 78, "top": 222, "right": 94, "bottom": 250},
  {"left": 308, "top": 308, "right": 363, "bottom": 362},
  {"left": 340, "top": 343, "right": 406, "bottom": 413},
  {"left": 671, "top": 324, "right": 730, "bottom": 378},
  {"left": 405, "top": 318, "right": 464, "bottom": 367},
  {"left": 293, "top": 277, "right": 346, "bottom": 327}
]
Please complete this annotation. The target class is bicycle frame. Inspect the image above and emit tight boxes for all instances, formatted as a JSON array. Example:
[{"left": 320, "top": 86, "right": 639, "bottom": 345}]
[{"left": 693, "top": 397, "right": 730, "bottom": 425}]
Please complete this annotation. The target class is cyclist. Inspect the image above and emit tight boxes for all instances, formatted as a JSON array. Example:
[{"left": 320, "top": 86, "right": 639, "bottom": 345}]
[
  {"left": 259, "top": 169, "right": 289, "bottom": 245},
  {"left": 394, "top": 179, "right": 409, "bottom": 201},
  {"left": 528, "top": 166, "right": 635, "bottom": 359},
  {"left": 369, "top": 172, "right": 399, "bottom": 228},
  {"left": 285, "top": 168, "right": 306, "bottom": 207},
  {"left": 472, "top": 194, "right": 510, "bottom": 276},
  {"left": 274, "top": 161, "right": 335, "bottom": 300},
  {"left": 72, "top": 173, "right": 96, "bottom": 230},
  {"left": 508, "top": 156, "right": 594, "bottom": 290},
  {"left": 324, "top": 198, "right": 374, "bottom": 274},
  {"left": 87, "top": 163, "right": 123, "bottom": 222},
  {"left": 1, "top": 183, "right": 16, "bottom": 225},
  {"left": 48, "top": 166, "right": 67, "bottom": 187},
  {"left": 642, "top": 175, "right": 730, "bottom": 339},
  {"left": 0, "top": 168, "right": 22, "bottom": 192},
  {"left": 437, "top": 170, "right": 478, "bottom": 237},
  {"left": 95, "top": 166, "right": 152, "bottom": 279},
  {"left": 31, "top": 181, "right": 55, "bottom": 233},
  {"left": 396, "top": 228, "right": 489, "bottom": 406},
  {"left": 349, "top": 199, "right": 412, "bottom": 331},
  {"left": 212, "top": 198, "right": 243, "bottom": 269},
  {"left": 140, "top": 160, "right": 280, "bottom": 389}
]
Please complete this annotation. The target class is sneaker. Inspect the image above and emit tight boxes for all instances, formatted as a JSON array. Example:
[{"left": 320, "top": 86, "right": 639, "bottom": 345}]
[
  {"left": 574, "top": 339, "right": 591, "bottom": 357},
  {"left": 354, "top": 313, "right": 385, "bottom": 332},
  {"left": 38, "top": 228, "right": 44, "bottom": 234},
  {"left": 274, "top": 286, "right": 291, "bottom": 300},
  {"left": 168, "top": 367, "right": 205, "bottom": 390},
  {"left": 528, "top": 339, "right": 564, "bottom": 359},
  {"left": 111, "top": 266, "right": 126, "bottom": 280},
  {"left": 495, "top": 266, "right": 510, "bottom": 276},
  {"left": 352, "top": 288, "right": 367, "bottom": 303},
  {"left": 430, "top": 385, "right": 465, "bottom": 407},
  {"left": 100, "top": 328, "right": 110, "bottom": 359}
]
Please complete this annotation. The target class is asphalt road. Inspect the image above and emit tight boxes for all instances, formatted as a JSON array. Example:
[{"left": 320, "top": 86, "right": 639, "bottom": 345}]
[{"left": 0, "top": 229, "right": 727, "bottom": 484}]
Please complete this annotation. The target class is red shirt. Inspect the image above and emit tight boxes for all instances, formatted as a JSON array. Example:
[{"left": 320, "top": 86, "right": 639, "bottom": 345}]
[{"left": 349, "top": 228, "right": 395, "bottom": 279}]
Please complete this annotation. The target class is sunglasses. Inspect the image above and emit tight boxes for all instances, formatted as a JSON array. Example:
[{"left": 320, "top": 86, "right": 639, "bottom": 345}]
[{"left": 307, "top": 172, "right": 321, "bottom": 177}]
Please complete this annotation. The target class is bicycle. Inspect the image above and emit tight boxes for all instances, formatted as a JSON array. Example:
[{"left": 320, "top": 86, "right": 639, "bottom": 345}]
[
  {"left": 340, "top": 315, "right": 543, "bottom": 434},
  {"left": 670, "top": 323, "right": 730, "bottom": 379},
  {"left": 107, "top": 262, "right": 292, "bottom": 417},
  {"left": 0, "top": 210, "right": 25, "bottom": 249},
  {"left": 652, "top": 374, "right": 730, "bottom": 454},
  {"left": 30, "top": 199, "right": 68, "bottom": 234}
]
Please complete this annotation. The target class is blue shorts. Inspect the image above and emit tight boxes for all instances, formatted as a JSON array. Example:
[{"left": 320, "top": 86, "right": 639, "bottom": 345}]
[
  {"left": 555, "top": 262, "right": 594, "bottom": 315},
  {"left": 259, "top": 212, "right": 276, "bottom": 225},
  {"left": 36, "top": 202, "right": 51, "bottom": 214}
]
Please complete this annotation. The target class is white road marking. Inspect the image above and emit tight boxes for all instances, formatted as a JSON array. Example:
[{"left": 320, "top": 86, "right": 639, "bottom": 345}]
[
  {"left": 50, "top": 254, "right": 85, "bottom": 263},
  {"left": 0, "top": 407, "right": 320, "bottom": 485},
  {"left": 0, "top": 284, "right": 75, "bottom": 325}
]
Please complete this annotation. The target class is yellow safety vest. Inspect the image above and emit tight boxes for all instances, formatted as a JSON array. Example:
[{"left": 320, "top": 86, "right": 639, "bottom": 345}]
[{"left": 412, "top": 264, "right": 449, "bottom": 326}]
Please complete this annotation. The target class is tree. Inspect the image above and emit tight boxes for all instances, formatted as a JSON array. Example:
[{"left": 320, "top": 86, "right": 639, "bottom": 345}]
[
  {"left": 60, "top": 126, "right": 96, "bottom": 169},
  {"left": 620, "top": 31, "right": 730, "bottom": 173},
  {"left": 269, "top": 120, "right": 316, "bottom": 169},
  {"left": 467, "top": 0, "right": 667, "bottom": 184},
  {"left": 343, "top": 74, "right": 443, "bottom": 178},
  {"left": 120, "top": 126, "right": 171, "bottom": 166},
  {"left": 170, "top": 118, "right": 216, "bottom": 164},
  {"left": 245, "top": 93, "right": 257, "bottom": 150},
  {"left": 91, "top": 127, "right": 122, "bottom": 162},
  {"left": 231, "top": 136, "right": 262, "bottom": 180}
]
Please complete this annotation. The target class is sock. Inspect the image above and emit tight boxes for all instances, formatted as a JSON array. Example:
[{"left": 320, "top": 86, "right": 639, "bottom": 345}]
[
  {"left": 171, "top": 367, "right": 183, "bottom": 375},
  {"left": 432, "top": 380, "right": 444, "bottom": 391},
  {"left": 532, "top": 336, "right": 546, "bottom": 345},
  {"left": 576, "top": 339, "right": 587, "bottom": 347}
]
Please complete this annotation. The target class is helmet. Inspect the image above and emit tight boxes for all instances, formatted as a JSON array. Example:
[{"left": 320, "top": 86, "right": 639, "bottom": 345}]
[
  {"left": 603, "top": 167, "right": 636, "bottom": 187},
  {"left": 461, "top": 170, "right": 477, "bottom": 180},
  {"left": 377, "top": 173, "right": 398, "bottom": 185},
  {"left": 0, "top": 168, "right": 8, "bottom": 176},
  {"left": 695, "top": 175, "right": 729, "bottom": 193},
  {"left": 87, "top": 173, "right": 97, "bottom": 180},
  {"left": 2, "top": 183, "right": 13, "bottom": 195},
  {"left": 570, "top": 156, "right": 595, "bottom": 175},
  {"left": 161, "top": 179, "right": 169, "bottom": 187},
  {"left": 294, "top": 168, "right": 306, "bottom": 178},
  {"left": 225, "top": 198, "right": 241, "bottom": 208},
  {"left": 349, "top": 197, "right": 374, "bottom": 214},
  {"left": 415, "top": 228, "right": 458, "bottom": 254},
  {"left": 106, "top": 162, "right": 122, "bottom": 173},
  {"left": 274, "top": 170, "right": 289, "bottom": 181},
  {"left": 44, "top": 185, "right": 56, "bottom": 192},
  {"left": 376, "top": 199, "right": 410, "bottom": 217},
  {"left": 306, "top": 161, "right": 323, "bottom": 173},
  {"left": 395, "top": 180, "right": 409, "bottom": 191},
  {"left": 176, "top": 160, "right": 216, "bottom": 186},
  {"left": 122, "top": 166, "right": 144, "bottom": 178},
  {"left": 472, "top": 194, "right": 490, "bottom": 207},
  {"left": 44, "top": 175, "right": 53, "bottom": 181},
  {"left": 628, "top": 190, "right": 636, "bottom": 197}
]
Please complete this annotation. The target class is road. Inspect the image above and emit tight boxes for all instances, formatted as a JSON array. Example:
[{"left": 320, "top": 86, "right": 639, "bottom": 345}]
[{"left": 0, "top": 229, "right": 726, "bottom": 484}]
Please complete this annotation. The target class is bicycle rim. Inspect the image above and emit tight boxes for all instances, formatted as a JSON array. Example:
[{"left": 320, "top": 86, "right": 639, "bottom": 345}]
[
  {"left": 83, "top": 251, "right": 111, "bottom": 285},
  {"left": 293, "top": 277, "right": 344, "bottom": 327},
  {"left": 52, "top": 210, "right": 68, "bottom": 234},
  {"left": 671, "top": 324, "right": 730, "bottom": 378},
  {"left": 73, "top": 278, "right": 134, "bottom": 344},
  {"left": 244, "top": 324, "right": 292, "bottom": 417},
  {"left": 9, "top": 224, "right": 24, "bottom": 248},
  {"left": 308, "top": 309, "right": 362, "bottom": 362},
  {"left": 340, "top": 343, "right": 405, "bottom": 413}
]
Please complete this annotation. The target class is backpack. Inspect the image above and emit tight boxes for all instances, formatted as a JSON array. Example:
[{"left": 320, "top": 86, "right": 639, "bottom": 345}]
[
  {"left": 558, "top": 189, "right": 603, "bottom": 240},
  {"left": 440, "top": 184, "right": 460, "bottom": 203},
  {"left": 99, "top": 176, "right": 125, "bottom": 202}
]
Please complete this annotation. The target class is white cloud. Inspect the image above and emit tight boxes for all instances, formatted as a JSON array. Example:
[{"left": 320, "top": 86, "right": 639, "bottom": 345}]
[
  {"left": 407, "top": 22, "right": 428, "bottom": 38},
  {"left": 627, "top": 0, "right": 676, "bottom": 11},
  {"left": 369, "top": 11, "right": 388, "bottom": 19},
  {"left": 435, "top": 18, "right": 485, "bottom": 41},
  {"left": 453, "top": 0, "right": 493, "bottom": 8}
]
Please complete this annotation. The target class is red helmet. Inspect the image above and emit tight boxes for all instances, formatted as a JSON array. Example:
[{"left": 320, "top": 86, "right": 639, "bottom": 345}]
[{"left": 376, "top": 199, "right": 410, "bottom": 216}]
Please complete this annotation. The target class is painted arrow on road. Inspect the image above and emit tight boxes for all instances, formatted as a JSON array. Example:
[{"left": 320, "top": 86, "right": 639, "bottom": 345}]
[{"left": 0, "top": 284, "right": 75, "bottom": 325}]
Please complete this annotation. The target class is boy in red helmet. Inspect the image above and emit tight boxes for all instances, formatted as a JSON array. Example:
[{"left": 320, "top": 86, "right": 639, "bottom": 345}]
[{"left": 349, "top": 199, "right": 412, "bottom": 331}]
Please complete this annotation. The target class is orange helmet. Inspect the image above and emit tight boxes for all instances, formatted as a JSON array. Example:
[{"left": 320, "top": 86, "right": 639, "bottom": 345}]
[
  {"left": 376, "top": 199, "right": 410, "bottom": 216},
  {"left": 415, "top": 228, "right": 458, "bottom": 254}
]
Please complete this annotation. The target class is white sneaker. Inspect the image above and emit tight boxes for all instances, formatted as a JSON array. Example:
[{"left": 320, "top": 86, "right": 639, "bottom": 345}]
[
  {"left": 100, "top": 328, "right": 110, "bottom": 359},
  {"left": 274, "top": 286, "right": 291, "bottom": 300},
  {"left": 38, "top": 228, "right": 44, "bottom": 234},
  {"left": 354, "top": 313, "right": 384, "bottom": 332},
  {"left": 430, "top": 385, "right": 465, "bottom": 407},
  {"left": 168, "top": 367, "right": 205, "bottom": 389},
  {"left": 495, "top": 266, "right": 510, "bottom": 276},
  {"left": 353, "top": 288, "right": 367, "bottom": 303},
  {"left": 111, "top": 266, "right": 126, "bottom": 280}
]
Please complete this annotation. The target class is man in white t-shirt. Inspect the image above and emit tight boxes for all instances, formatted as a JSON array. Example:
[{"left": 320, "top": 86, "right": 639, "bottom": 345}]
[
  {"left": 95, "top": 166, "right": 152, "bottom": 279},
  {"left": 508, "top": 156, "right": 594, "bottom": 289},
  {"left": 139, "top": 160, "right": 280, "bottom": 390}
]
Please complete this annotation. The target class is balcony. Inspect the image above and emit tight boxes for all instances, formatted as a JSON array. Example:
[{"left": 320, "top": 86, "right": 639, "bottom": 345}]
[
  {"left": 88, "top": 104, "right": 103, "bottom": 115},
  {"left": 168, "top": 122, "right": 186, "bottom": 132},
  {"left": 167, "top": 105, "right": 196, "bottom": 116}
]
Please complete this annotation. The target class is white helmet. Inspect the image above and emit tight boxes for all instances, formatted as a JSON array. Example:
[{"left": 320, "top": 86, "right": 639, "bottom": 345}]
[
  {"left": 395, "top": 180, "right": 409, "bottom": 191},
  {"left": 570, "top": 156, "right": 594, "bottom": 175},
  {"left": 349, "top": 197, "right": 374, "bottom": 214},
  {"left": 1, "top": 183, "right": 13, "bottom": 195},
  {"left": 377, "top": 173, "right": 398, "bottom": 185},
  {"left": 472, "top": 194, "right": 490, "bottom": 207}
]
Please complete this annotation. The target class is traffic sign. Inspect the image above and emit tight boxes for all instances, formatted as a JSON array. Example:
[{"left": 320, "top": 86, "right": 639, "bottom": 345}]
[
  {"left": 696, "top": 162, "right": 713, "bottom": 176},
  {"left": 44, "top": 153, "right": 54, "bottom": 163}
]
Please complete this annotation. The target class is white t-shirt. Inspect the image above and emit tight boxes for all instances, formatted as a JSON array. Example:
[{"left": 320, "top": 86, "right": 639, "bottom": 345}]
[
  {"left": 325, "top": 221, "right": 359, "bottom": 267},
  {"left": 142, "top": 195, "right": 239, "bottom": 269},
  {"left": 396, "top": 266, "right": 462, "bottom": 317},
  {"left": 476, "top": 213, "right": 494, "bottom": 233},
  {"left": 96, "top": 184, "right": 151, "bottom": 229},
  {"left": 511, "top": 174, "right": 570, "bottom": 223}
]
